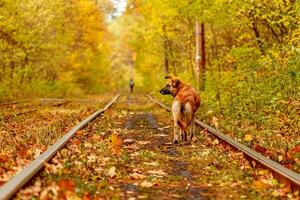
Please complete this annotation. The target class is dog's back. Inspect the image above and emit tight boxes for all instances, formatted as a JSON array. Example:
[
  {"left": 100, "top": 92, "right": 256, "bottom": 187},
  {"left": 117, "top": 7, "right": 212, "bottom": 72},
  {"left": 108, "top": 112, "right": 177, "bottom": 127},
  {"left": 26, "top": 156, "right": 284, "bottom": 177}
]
[{"left": 175, "top": 84, "right": 200, "bottom": 113}]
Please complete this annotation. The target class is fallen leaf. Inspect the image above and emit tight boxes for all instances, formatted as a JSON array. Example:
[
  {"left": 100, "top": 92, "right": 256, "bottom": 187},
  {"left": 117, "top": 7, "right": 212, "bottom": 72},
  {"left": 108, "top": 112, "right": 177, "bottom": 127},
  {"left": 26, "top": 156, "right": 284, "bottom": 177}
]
[
  {"left": 212, "top": 139, "right": 219, "bottom": 145},
  {"left": 253, "top": 144, "right": 267, "bottom": 154},
  {"left": 130, "top": 172, "right": 146, "bottom": 180},
  {"left": 76, "top": 130, "right": 84, "bottom": 136},
  {"left": 138, "top": 141, "right": 150, "bottom": 145},
  {"left": 91, "top": 134, "right": 102, "bottom": 141},
  {"left": 244, "top": 134, "right": 253, "bottom": 142},
  {"left": 144, "top": 162, "right": 159, "bottom": 166},
  {"left": 147, "top": 170, "right": 167, "bottom": 176},
  {"left": 58, "top": 179, "right": 75, "bottom": 191},
  {"left": 253, "top": 180, "right": 267, "bottom": 190},
  {"left": 140, "top": 181, "right": 154, "bottom": 188},
  {"left": 0, "top": 155, "right": 8, "bottom": 162},
  {"left": 290, "top": 144, "right": 300, "bottom": 154},
  {"left": 155, "top": 134, "right": 168, "bottom": 137},
  {"left": 65, "top": 191, "right": 81, "bottom": 200},
  {"left": 108, "top": 166, "right": 116, "bottom": 178},
  {"left": 123, "top": 138, "right": 136, "bottom": 144},
  {"left": 109, "top": 133, "right": 123, "bottom": 156},
  {"left": 211, "top": 117, "right": 219, "bottom": 128}
]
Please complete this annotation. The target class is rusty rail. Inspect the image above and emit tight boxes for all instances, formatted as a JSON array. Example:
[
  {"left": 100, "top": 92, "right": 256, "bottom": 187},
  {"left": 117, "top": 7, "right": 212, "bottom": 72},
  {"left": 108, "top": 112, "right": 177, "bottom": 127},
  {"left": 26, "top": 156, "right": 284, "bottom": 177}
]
[{"left": 147, "top": 94, "right": 300, "bottom": 190}]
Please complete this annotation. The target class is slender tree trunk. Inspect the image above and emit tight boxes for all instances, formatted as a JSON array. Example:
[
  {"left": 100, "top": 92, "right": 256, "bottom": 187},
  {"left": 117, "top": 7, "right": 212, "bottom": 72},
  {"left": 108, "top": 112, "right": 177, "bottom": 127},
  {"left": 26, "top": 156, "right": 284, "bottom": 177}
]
[
  {"left": 200, "top": 23, "right": 206, "bottom": 91},
  {"left": 195, "top": 21, "right": 201, "bottom": 91},
  {"left": 187, "top": 18, "right": 195, "bottom": 78},
  {"left": 252, "top": 22, "right": 264, "bottom": 53}
]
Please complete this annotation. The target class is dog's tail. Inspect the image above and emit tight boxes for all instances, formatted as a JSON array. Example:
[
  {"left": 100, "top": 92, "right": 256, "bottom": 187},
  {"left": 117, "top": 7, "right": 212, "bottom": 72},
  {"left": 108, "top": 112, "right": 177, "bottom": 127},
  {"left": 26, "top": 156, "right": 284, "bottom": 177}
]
[{"left": 177, "top": 103, "right": 193, "bottom": 132}]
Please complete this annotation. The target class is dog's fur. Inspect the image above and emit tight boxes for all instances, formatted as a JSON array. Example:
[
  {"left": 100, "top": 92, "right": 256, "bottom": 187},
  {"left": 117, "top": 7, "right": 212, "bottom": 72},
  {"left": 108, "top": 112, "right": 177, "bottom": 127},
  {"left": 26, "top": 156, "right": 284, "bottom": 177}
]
[{"left": 160, "top": 76, "right": 200, "bottom": 143}]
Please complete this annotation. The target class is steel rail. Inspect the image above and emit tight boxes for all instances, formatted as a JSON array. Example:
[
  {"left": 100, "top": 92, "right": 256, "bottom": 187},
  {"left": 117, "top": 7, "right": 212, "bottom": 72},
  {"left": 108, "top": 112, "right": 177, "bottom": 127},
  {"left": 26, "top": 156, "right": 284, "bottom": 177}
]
[
  {"left": 0, "top": 100, "right": 29, "bottom": 106},
  {"left": 147, "top": 94, "right": 300, "bottom": 190},
  {"left": 0, "top": 94, "right": 121, "bottom": 200},
  {"left": 14, "top": 101, "right": 71, "bottom": 116}
]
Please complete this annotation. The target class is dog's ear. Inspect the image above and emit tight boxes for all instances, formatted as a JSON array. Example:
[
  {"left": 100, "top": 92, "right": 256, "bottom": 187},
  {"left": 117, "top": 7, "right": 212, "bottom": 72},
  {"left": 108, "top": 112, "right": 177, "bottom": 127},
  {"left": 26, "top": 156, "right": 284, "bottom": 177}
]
[
  {"left": 165, "top": 75, "right": 172, "bottom": 80},
  {"left": 172, "top": 78, "right": 181, "bottom": 87}
]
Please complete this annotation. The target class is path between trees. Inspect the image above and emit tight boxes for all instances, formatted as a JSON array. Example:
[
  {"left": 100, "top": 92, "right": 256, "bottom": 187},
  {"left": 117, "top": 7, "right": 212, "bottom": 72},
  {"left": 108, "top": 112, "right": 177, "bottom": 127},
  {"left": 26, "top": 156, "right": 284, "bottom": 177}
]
[{"left": 14, "top": 95, "right": 290, "bottom": 199}]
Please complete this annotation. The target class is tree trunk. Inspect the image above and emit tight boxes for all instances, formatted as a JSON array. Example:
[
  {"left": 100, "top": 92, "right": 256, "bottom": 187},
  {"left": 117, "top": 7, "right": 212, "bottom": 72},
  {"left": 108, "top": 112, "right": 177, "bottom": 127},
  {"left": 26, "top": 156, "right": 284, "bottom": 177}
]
[
  {"left": 252, "top": 22, "right": 264, "bottom": 53},
  {"left": 195, "top": 21, "right": 201, "bottom": 91},
  {"left": 200, "top": 23, "right": 206, "bottom": 91}
]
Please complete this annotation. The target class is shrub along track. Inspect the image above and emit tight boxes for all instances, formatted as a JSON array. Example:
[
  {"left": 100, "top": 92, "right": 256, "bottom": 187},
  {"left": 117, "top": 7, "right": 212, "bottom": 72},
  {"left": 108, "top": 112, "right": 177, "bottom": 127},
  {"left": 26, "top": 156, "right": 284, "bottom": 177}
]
[{"left": 7, "top": 94, "right": 296, "bottom": 199}]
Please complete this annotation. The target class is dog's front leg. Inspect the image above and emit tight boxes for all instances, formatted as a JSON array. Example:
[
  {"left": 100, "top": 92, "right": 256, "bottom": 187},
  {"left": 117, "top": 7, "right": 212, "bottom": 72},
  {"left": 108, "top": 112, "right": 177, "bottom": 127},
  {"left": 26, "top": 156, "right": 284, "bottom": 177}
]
[
  {"left": 173, "top": 122, "right": 180, "bottom": 144},
  {"left": 172, "top": 100, "right": 181, "bottom": 144}
]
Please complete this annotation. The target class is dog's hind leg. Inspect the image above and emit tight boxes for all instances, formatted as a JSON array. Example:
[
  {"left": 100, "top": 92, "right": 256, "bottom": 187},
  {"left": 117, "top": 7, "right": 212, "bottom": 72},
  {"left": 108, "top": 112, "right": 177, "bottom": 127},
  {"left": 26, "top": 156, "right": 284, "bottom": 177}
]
[
  {"left": 183, "top": 102, "right": 193, "bottom": 142},
  {"left": 190, "top": 116, "right": 195, "bottom": 141},
  {"left": 182, "top": 130, "right": 187, "bottom": 142}
]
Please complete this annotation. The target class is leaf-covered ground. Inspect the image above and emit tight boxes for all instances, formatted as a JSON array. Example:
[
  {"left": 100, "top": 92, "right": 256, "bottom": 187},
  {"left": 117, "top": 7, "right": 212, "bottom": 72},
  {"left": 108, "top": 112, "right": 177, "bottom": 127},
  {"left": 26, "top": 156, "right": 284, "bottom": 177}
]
[
  {"left": 11, "top": 95, "right": 297, "bottom": 199},
  {"left": 0, "top": 96, "right": 114, "bottom": 187},
  {"left": 152, "top": 92, "right": 300, "bottom": 175}
]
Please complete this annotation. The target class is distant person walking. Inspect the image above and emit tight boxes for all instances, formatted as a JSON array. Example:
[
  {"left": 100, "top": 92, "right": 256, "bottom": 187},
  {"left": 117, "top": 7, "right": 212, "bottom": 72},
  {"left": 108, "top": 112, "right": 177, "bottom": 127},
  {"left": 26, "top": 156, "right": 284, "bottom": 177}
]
[{"left": 129, "top": 78, "right": 134, "bottom": 93}]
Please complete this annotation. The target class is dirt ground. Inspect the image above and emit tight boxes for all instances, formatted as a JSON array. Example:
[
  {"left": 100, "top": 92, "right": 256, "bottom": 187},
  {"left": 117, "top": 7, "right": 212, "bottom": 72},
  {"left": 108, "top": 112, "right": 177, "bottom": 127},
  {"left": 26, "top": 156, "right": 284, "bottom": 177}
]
[{"left": 10, "top": 95, "right": 297, "bottom": 199}]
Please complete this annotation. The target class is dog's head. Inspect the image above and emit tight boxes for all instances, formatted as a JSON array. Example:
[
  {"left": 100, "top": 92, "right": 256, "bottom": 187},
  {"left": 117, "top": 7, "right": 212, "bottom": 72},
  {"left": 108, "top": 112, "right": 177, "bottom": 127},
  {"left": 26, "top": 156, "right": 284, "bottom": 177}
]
[{"left": 159, "top": 76, "right": 182, "bottom": 97}]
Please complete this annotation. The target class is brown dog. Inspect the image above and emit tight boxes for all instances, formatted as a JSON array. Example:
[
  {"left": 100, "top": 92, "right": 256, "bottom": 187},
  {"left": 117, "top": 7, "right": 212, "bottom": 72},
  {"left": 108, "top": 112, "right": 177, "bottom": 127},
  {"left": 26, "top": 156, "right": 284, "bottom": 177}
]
[{"left": 160, "top": 76, "right": 200, "bottom": 143}]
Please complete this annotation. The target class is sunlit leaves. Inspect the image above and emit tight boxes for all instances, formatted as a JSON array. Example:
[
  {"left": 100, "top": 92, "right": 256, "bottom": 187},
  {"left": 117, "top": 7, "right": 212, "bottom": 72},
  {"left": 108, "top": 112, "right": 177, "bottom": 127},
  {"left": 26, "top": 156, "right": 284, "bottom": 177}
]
[{"left": 0, "top": 0, "right": 112, "bottom": 97}]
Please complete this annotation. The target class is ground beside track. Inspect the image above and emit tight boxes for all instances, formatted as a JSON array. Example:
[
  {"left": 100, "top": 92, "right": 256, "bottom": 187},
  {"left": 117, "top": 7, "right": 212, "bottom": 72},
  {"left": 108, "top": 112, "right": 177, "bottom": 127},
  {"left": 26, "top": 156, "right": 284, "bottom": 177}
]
[{"left": 0, "top": 95, "right": 115, "bottom": 187}]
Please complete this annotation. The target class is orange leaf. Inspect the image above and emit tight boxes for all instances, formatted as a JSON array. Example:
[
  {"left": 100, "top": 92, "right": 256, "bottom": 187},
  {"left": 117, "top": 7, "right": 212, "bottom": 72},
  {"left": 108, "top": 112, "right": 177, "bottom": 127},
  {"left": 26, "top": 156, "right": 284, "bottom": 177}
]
[
  {"left": 58, "top": 179, "right": 75, "bottom": 191},
  {"left": 0, "top": 155, "right": 8, "bottom": 162},
  {"left": 290, "top": 144, "right": 300, "bottom": 154}
]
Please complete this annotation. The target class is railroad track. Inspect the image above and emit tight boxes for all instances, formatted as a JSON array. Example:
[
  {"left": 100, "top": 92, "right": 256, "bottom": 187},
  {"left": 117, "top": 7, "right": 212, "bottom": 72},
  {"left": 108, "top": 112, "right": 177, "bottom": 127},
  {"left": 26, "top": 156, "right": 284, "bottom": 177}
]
[
  {"left": 1, "top": 94, "right": 298, "bottom": 199},
  {"left": 0, "top": 94, "right": 120, "bottom": 200},
  {"left": 1, "top": 99, "right": 72, "bottom": 117},
  {"left": 146, "top": 94, "right": 300, "bottom": 191},
  {"left": 2, "top": 98, "right": 103, "bottom": 116},
  {"left": 0, "top": 100, "right": 29, "bottom": 107}
]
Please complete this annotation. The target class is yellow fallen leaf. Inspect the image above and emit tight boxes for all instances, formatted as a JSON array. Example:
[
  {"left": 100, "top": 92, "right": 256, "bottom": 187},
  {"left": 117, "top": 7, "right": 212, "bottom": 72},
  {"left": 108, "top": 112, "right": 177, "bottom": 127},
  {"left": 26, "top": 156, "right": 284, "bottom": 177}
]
[
  {"left": 212, "top": 139, "right": 219, "bottom": 145},
  {"left": 244, "top": 134, "right": 254, "bottom": 142},
  {"left": 109, "top": 133, "right": 123, "bottom": 156},
  {"left": 258, "top": 170, "right": 268, "bottom": 175},
  {"left": 252, "top": 180, "right": 267, "bottom": 190},
  {"left": 76, "top": 130, "right": 84, "bottom": 136},
  {"left": 108, "top": 166, "right": 116, "bottom": 178}
]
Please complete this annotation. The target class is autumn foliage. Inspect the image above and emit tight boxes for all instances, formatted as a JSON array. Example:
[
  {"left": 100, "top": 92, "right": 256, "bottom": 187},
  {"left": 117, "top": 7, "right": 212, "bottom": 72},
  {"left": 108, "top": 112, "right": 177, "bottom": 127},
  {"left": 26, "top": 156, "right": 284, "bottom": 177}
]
[{"left": 0, "top": 0, "right": 113, "bottom": 98}]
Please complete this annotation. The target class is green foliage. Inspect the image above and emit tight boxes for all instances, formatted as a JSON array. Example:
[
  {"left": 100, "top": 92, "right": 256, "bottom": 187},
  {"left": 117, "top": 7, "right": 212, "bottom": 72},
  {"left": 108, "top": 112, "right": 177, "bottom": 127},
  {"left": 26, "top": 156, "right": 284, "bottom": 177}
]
[{"left": 115, "top": 0, "right": 300, "bottom": 150}]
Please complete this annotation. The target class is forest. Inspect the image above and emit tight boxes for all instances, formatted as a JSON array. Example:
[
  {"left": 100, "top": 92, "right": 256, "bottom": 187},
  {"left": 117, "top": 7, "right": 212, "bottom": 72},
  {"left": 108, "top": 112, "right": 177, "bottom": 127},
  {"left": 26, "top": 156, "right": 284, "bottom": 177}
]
[
  {"left": 2, "top": 0, "right": 299, "bottom": 159},
  {"left": 1, "top": 0, "right": 300, "bottom": 199}
]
